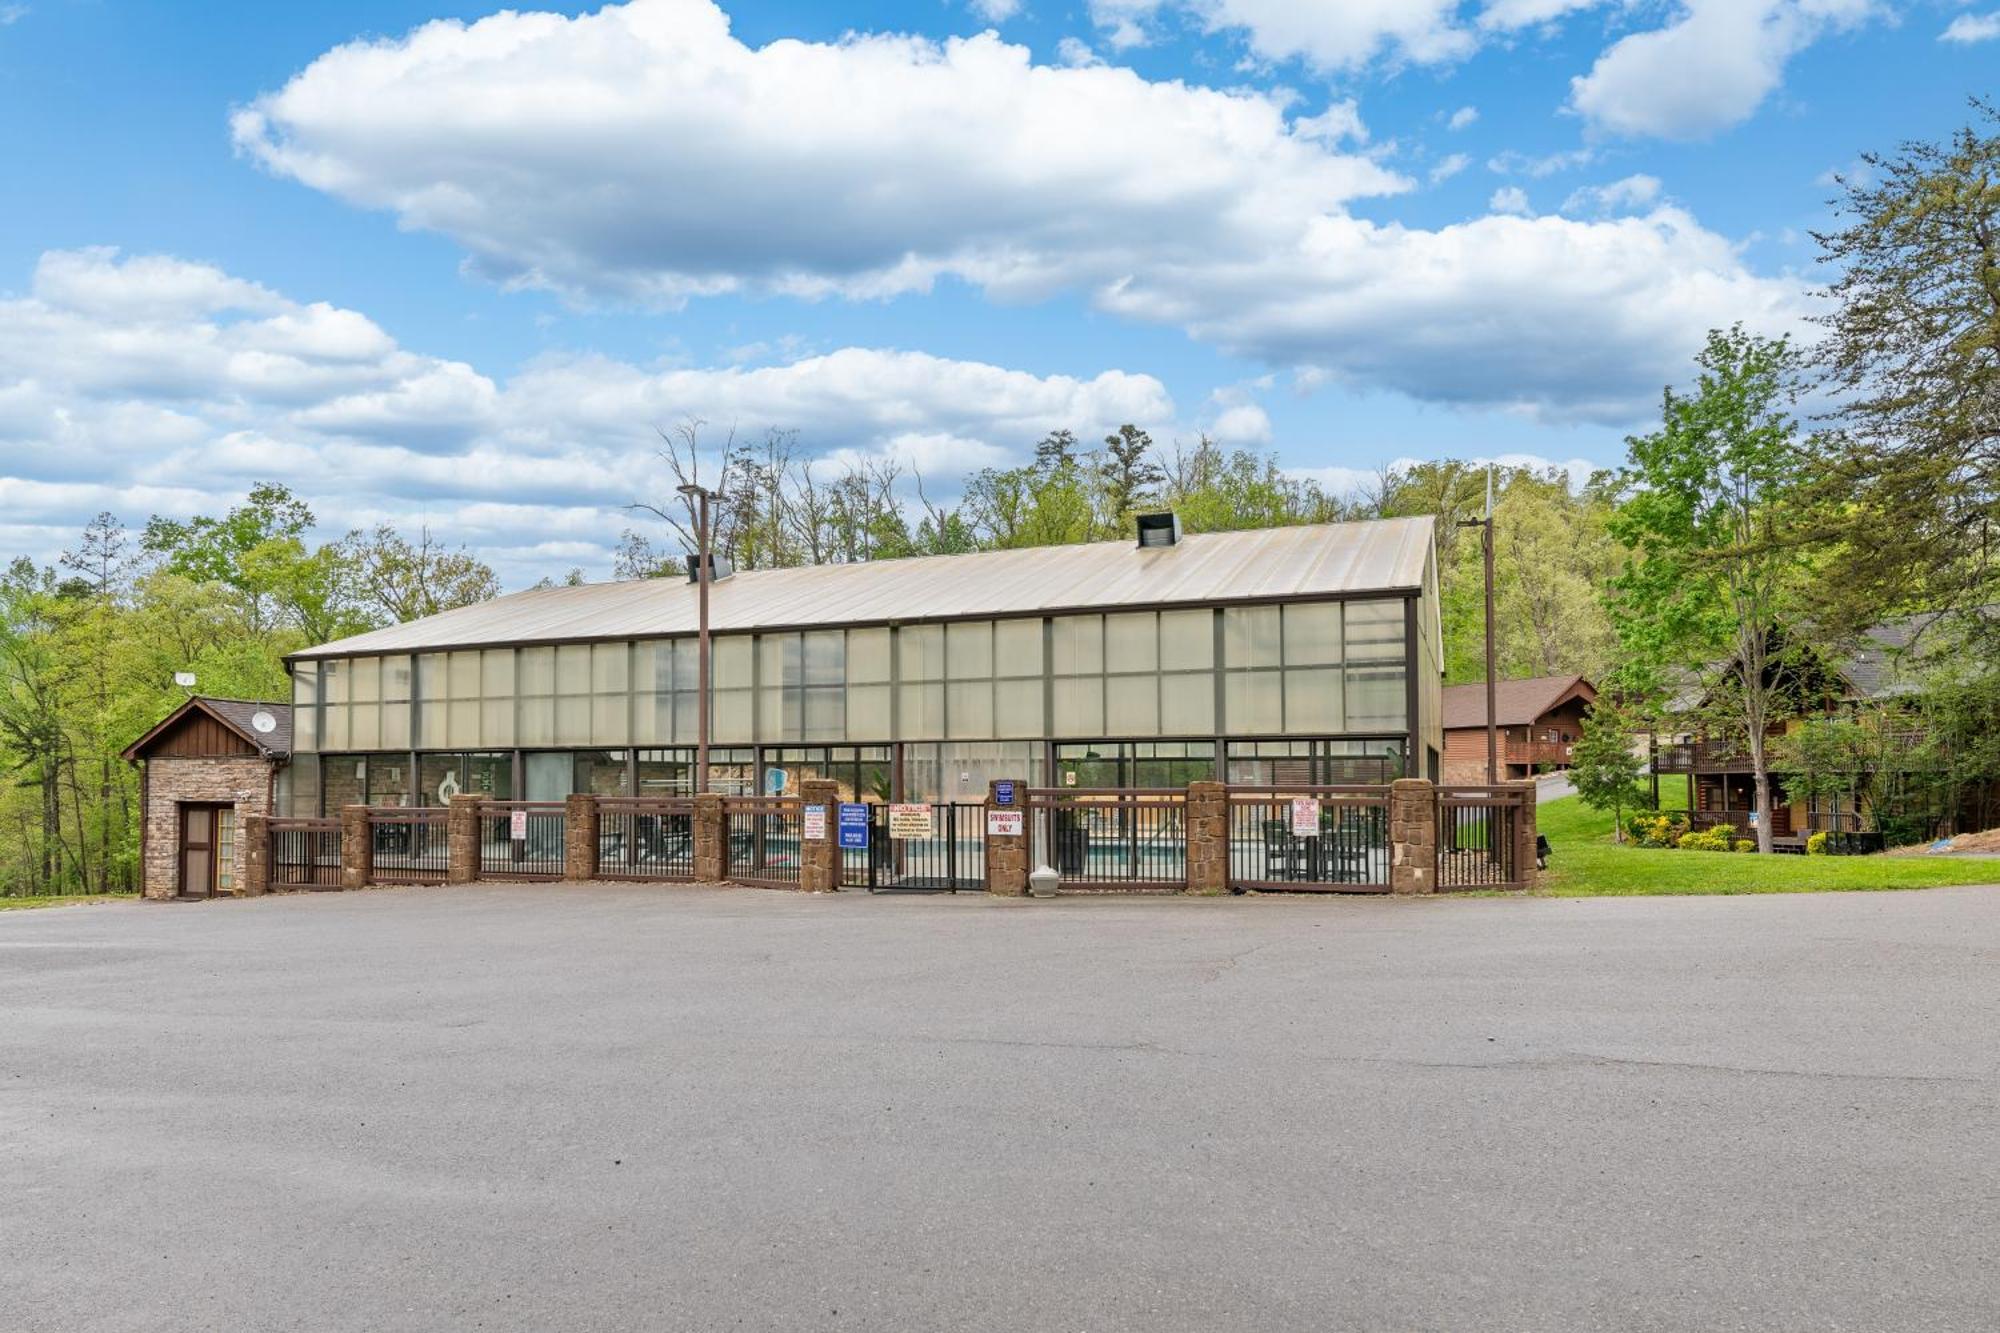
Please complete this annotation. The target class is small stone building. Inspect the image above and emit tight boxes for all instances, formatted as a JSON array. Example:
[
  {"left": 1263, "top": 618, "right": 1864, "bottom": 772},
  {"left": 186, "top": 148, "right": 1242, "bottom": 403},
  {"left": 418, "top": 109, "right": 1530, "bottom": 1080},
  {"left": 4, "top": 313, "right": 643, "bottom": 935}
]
[{"left": 123, "top": 697, "right": 292, "bottom": 900}]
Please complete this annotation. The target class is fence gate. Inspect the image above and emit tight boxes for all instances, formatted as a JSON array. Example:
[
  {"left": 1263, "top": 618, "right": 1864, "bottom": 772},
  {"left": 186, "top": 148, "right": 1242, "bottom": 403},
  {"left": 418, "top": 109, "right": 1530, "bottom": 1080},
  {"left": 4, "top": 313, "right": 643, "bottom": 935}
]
[
  {"left": 1025, "top": 789, "right": 1187, "bottom": 892},
  {"left": 368, "top": 808, "right": 450, "bottom": 884},
  {"left": 478, "top": 801, "right": 567, "bottom": 880},
  {"left": 841, "top": 803, "right": 986, "bottom": 893},
  {"left": 723, "top": 796, "right": 803, "bottom": 888},
  {"left": 1436, "top": 787, "right": 1524, "bottom": 890},
  {"left": 269, "top": 817, "right": 340, "bottom": 890},
  {"left": 1225, "top": 787, "right": 1390, "bottom": 893},
  {"left": 597, "top": 797, "right": 697, "bottom": 881}
]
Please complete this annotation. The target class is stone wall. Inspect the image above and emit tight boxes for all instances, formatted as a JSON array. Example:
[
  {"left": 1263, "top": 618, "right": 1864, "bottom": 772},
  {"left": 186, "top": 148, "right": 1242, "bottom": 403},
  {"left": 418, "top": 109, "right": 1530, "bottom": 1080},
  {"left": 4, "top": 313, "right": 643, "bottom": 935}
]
[
  {"left": 984, "top": 780, "right": 1026, "bottom": 896},
  {"left": 139, "top": 755, "right": 277, "bottom": 900},
  {"left": 1184, "top": 781, "right": 1229, "bottom": 894}
]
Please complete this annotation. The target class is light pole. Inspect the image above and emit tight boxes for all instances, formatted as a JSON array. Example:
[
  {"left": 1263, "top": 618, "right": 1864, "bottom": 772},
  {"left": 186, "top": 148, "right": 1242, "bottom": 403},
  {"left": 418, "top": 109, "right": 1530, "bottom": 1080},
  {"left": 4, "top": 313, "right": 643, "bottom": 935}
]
[
  {"left": 1457, "top": 466, "right": 1498, "bottom": 783},
  {"left": 678, "top": 483, "right": 720, "bottom": 795}
]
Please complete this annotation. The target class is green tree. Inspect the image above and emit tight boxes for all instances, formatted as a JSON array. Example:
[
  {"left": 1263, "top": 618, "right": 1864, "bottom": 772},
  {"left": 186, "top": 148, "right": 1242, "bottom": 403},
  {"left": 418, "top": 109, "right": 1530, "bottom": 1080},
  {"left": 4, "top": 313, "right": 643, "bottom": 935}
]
[
  {"left": 339, "top": 525, "right": 498, "bottom": 623},
  {"left": 1811, "top": 101, "right": 2000, "bottom": 648},
  {"left": 1569, "top": 702, "right": 1649, "bottom": 842},
  {"left": 1608, "top": 326, "right": 1819, "bottom": 854},
  {"left": 1099, "top": 424, "right": 1164, "bottom": 533}
]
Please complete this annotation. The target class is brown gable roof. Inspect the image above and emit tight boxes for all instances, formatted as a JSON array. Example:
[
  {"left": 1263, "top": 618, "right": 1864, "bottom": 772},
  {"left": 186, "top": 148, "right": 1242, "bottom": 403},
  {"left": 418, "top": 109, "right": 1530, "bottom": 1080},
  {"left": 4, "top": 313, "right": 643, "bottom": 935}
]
[
  {"left": 121, "top": 696, "right": 292, "bottom": 762},
  {"left": 1441, "top": 675, "right": 1595, "bottom": 731}
]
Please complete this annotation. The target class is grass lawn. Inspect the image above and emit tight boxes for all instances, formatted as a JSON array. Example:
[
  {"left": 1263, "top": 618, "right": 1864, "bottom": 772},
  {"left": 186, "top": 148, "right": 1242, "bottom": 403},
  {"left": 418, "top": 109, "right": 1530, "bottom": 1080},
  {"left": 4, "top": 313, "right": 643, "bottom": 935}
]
[
  {"left": 0, "top": 893, "right": 139, "bottom": 912},
  {"left": 1537, "top": 777, "right": 2000, "bottom": 896}
]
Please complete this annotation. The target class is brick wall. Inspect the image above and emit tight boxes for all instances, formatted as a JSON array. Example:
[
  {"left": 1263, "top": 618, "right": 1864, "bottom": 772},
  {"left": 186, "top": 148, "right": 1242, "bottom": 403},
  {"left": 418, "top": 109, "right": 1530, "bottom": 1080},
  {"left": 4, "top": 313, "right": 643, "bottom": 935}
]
[{"left": 140, "top": 756, "right": 277, "bottom": 900}]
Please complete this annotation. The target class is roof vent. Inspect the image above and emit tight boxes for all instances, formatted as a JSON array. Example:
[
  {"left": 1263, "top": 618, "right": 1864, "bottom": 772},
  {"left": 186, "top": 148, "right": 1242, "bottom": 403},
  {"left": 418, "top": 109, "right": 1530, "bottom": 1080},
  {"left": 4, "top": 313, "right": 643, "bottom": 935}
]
[
  {"left": 1135, "top": 512, "right": 1181, "bottom": 549},
  {"left": 684, "top": 553, "right": 734, "bottom": 584}
]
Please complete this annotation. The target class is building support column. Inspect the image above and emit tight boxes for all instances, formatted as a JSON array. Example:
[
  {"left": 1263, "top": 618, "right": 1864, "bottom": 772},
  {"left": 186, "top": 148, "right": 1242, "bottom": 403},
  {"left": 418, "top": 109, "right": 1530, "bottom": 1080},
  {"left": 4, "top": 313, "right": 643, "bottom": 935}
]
[
  {"left": 1388, "top": 779, "right": 1436, "bottom": 896},
  {"left": 799, "top": 779, "right": 840, "bottom": 893},
  {"left": 1184, "top": 780, "right": 1229, "bottom": 894},
  {"left": 564, "top": 793, "right": 599, "bottom": 882},
  {"left": 447, "top": 794, "right": 482, "bottom": 883},
  {"left": 339, "top": 804, "right": 373, "bottom": 891},
  {"left": 984, "top": 779, "right": 1027, "bottom": 897},
  {"left": 693, "top": 792, "right": 726, "bottom": 882},
  {"left": 242, "top": 813, "right": 270, "bottom": 897}
]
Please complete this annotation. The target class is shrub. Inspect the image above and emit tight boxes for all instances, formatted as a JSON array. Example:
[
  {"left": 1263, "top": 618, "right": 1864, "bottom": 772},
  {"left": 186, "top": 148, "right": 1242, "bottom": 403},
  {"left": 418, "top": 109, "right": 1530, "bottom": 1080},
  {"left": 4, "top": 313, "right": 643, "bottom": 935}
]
[
  {"left": 1806, "top": 831, "right": 1829, "bottom": 856},
  {"left": 1675, "top": 825, "right": 1736, "bottom": 853},
  {"left": 1733, "top": 839, "right": 1756, "bottom": 854},
  {"left": 1629, "top": 813, "right": 1688, "bottom": 848}
]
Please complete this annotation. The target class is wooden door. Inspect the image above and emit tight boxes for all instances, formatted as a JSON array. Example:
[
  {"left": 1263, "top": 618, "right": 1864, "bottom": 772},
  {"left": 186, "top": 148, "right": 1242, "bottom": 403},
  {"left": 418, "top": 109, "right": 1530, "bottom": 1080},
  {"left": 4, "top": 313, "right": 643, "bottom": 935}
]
[{"left": 179, "top": 804, "right": 220, "bottom": 898}]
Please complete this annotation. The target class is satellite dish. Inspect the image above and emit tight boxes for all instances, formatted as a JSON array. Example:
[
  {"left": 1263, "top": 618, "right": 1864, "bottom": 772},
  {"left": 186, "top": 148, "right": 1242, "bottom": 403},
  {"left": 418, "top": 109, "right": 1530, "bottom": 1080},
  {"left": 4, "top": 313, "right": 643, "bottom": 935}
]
[
  {"left": 173, "top": 672, "right": 196, "bottom": 689},
  {"left": 250, "top": 710, "right": 277, "bottom": 734}
]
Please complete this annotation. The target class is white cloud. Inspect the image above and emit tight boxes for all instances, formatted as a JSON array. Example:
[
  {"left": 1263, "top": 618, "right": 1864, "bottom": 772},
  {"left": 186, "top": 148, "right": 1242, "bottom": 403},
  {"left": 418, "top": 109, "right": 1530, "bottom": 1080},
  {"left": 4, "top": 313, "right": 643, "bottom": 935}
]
[
  {"left": 1208, "top": 402, "right": 1274, "bottom": 445},
  {"left": 1477, "top": 0, "right": 1603, "bottom": 29},
  {"left": 1940, "top": 11, "right": 2000, "bottom": 42},
  {"left": 1489, "top": 185, "right": 1532, "bottom": 215},
  {"left": 0, "top": 249, "right": 1174, "bottom": 586},
  {"left": 1054, "top": 35, "right": 1102, "bottom": 66},
  {"left": 1487, "top": 146, "right": 1595, "bottom": 178},
  {"left": 1569, "top": 0, "right": 1882, "bottom": 141},
  {"left": 0, "top": 5, "right": 27, "bottom": 26},
  {"left": 1429, "top": 152, "right": 1471, "bottom": 184},
  {"left": 238, "top": 0, "right": 1811, "bottom": 424},
  {"left": 1447, "top": 105, "right": 1479, "bottom": 130},
  {"left": 1561, "top": 173, "right": 1662, "bottom": 216},
  {"left": 1091, "top": 0, "right": 1472, "bottom": 70},
  {"left": 968, "top": 0, "right": 1022, "bottom": 22}
]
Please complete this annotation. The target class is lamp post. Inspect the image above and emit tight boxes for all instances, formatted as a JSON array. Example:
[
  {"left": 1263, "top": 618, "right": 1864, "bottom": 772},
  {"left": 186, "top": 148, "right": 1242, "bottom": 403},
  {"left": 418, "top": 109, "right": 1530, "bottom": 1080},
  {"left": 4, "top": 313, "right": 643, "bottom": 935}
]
[
  {"left": 1457, "top": 466, "right": 1499, "bottom": 783},
  {"left": 678, "top": 483, "right": 720, "bottom": 795}
]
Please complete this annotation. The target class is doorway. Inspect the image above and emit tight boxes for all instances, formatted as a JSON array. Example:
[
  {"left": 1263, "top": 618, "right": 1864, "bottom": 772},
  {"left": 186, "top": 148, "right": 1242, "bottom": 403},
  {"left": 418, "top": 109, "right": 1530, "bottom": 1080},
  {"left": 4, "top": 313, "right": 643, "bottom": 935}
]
[{"left": 178, "top": 803, "right": 235, "bottom": 898}]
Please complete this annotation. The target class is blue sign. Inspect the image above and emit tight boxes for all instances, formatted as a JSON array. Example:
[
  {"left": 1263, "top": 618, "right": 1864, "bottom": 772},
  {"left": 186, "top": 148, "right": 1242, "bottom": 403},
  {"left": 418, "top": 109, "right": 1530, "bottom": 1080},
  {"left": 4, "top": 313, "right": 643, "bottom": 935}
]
[
  {"left": 838, "top": 803, "right": 870, "bottom": 850},
  {"left": 995, "top": 780, "right": 1016, "bottom": 806}
]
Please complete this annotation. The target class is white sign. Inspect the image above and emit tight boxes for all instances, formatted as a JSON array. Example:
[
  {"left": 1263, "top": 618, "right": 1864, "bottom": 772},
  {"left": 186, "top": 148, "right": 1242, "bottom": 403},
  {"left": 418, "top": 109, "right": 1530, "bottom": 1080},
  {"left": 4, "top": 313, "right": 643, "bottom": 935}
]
[
  {"left": 987, "top": 810, "right": 1024, "bottom": 838},
  {"left": 1291, "top": 797, "right": 1322, "bottom": 838},
  {"left": 509, "top": 809, "right": 528, "bottom": 841},
  {"left": 803, "top": 804, "right": 828, "bottom": 841},
  {"left": 1064, "top": 770, "right": 1078, "bottom": 787},
  {"left": 888, "top": 803, "right": 934, "bottom": 840}
]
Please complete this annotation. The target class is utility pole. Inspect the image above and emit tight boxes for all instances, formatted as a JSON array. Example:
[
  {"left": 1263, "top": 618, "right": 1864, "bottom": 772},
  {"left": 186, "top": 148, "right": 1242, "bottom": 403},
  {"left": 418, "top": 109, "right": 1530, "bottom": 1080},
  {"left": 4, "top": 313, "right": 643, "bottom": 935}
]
[
  {"left": 1458, "top": 465, "right": 1499, "bottom": 783},
  {"left": 678, "top": 483, "right": 719, "bottom": 794}
]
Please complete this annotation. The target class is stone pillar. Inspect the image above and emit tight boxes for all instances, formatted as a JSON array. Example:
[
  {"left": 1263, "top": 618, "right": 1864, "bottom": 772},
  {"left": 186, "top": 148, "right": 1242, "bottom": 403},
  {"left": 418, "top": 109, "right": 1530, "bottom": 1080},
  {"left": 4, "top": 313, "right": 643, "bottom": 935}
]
[
  {"left": 564, "top": 793, "right": 599, "bottom": 882},
  {"left": 1184, "top": 780, "right": 1229, "bottom": 894},
  {"left": 339, "top": 804, "right": 373, "bottom": 891},
  {"left": 693, "top": 792, "right": 726, "bottom": 883},
  {"left": 799, "top": 779, "right": 840, "bottom": 892},
  {"left": 242, "top": 813, "right": 270, "bottom": 897},
  {"left": 1388, "top": 779, "right": 1437, "bottom": 896},
  {"left": 1513, "top": 780, "right": 1539, "bottom": 888},
  {"left": 447, "top": 795, "right": 482, "bottom": 884},
  {"left": 984, "top": 779, "right": 1027, "bottom": 896}
]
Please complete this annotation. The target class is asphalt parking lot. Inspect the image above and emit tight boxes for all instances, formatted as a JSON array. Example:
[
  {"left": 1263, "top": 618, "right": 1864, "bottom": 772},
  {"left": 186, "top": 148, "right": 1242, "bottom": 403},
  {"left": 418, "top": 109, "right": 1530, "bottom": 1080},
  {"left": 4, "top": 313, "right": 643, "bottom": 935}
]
[{"left": 5, "top": 883, "right": 1998, "bottom": 1332}]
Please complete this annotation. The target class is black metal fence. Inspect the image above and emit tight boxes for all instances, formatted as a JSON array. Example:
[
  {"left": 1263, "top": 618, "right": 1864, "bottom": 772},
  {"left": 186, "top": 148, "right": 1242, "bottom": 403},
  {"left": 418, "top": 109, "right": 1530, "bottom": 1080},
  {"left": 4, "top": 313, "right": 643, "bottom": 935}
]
[
  {"left": 270, "top": 817, "right": 340, "bottom": 890},
  {"left": 839, "top": 803, "right": 986, "bottom": 892},
  {"left": 368, "top": 808, "right": 450, "bottom": 883},
  {"left": 597, "top": 798, "right": 697, "bottom": 881},
  {"left": 478, "top": 801, "right": 567, "bottom": 879},
  {"left": 1226, "top": 788, "right": 1389, "bottom": 892},
  {"left": 1025, "top": 789, "right": 1186, "bottom": 891},
  {"left": 723, "top": 796, "right": 801, "bottom": 887},
  {"left": 1437, "top": 788, "right": 1522, "bottom": 889}
]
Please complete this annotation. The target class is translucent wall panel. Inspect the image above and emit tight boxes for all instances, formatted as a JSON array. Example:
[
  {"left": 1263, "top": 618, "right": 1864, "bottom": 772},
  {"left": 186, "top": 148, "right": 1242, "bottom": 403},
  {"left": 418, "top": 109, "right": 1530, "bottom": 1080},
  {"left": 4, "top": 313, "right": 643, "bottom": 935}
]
[
  {"left": 946, "top": 681, "right": 993, "bottom": 739},
  {"left": 899, "top": 682, "right": 944, "bottom": 739},
  {"left": 381, "top": 698, "right": 411, "bottom": 749},
  {"left": 847, "top": 628, "right": 892, "bottom": 683},
  {"left": 1105, "top": 613, "right": 1157, "bottom": 674},
  {"left": 995, "top": 678, "right": 1043, "bottom": 738},
  {"left": 518, "top": 695, "right": 554, "bottom": 747},
  {"left": 350, "top": 656, "right": 380, "bottom": 704},
  {"left": 803, "top": 631, "right": 844, "bottom": 685},
  {"left": 1160, "top": 672, "right": 1214, "bottom": 735},
  {"left": 1282, "top": 603, "right": 1343, "bottom": 666},
  {"left": 1345, "top": 600, "right": 1405, "bottom": 661},
  {"left": 1283, "top": 668, "right": 1344, "bottom": 732},
  {"left": 416, "top": 653, "right": 447, "bottom": 701},
  {"left": 448, "top": 700, "right": 478, "bottom": 749},
  {"left": 1345, "top": 665, "right": 1408, "bottom": 731},
  {"left": 518, "top": 646, "right": 555, "bottom": 695},
  {"left": 592, "top": 695, "right": 627, "bottom": 747},
  {"left": 712, "top": 635, "right": 752, "bottom": 684},
  {"left": 713, "top": 689, "right": 753, "bottom": 743},
  {"left": 481, "top": 699, "right": 515, "bottom": 748},
  {"left": 292, "top": 665, "right": 318, "bottom": 751},
  {"left": 448, "top": 651, "right": 480, "bottom": 698},
  {"left": 1223, "top": 607, "right": 1281, "bottom": 669},
  {"left": 1050, "top": 616, "right": 1102, "bottom": 675},
  {"left": 899, "top": 625, "right": 944, "bottom": 682},
  {"left": 556, "top": 696, "right": 591, "bottom": 746},
  {"left": 382, "top": 656, "right": 412, "bottom": 702},
  {"left": 1159, "top": 610, "right": 1212, "bottom": 671},
  {"left": 349, "top": 700, "right": 380, "bottom": 750},
  {"left": 591, "top": 643, "right": 628, "bottom": 693},
  {"left": 321, "top": 703, "right": 349, "bottom": 751},
  {"left": 1105, "top": 674, "right": 1159, "bottom": 735},
  {"left": 1053, "top": 677, "right": 1103, "bottom": 736},
  {"left": 482, "top": 649, "right": 515, "bottom": 697},
  {"left": 994, "top": 618, "right": 1042, "bottom": 675},
  {"left": 946, "top": 621, "right": 994, "bottom": 679},
  {"left": 803, "top": 687, "right": 844, "bottom": 742},
  {"left": 321, "top": 660, "right": 347, "bottom": 705},
  {"left": 1224, "top": 672, "right": 1281, "bottom": 733},
  {"left": 848, "top": 684, "right": 892, "bottom": 739}
]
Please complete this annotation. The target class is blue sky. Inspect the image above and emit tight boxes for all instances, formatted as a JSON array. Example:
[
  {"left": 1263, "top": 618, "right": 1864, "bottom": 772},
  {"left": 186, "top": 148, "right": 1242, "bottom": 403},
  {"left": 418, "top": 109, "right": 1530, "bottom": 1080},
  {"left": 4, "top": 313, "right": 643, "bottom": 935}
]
[{"left": 1, "top": 0, "right": 1993, "bottom": 586}]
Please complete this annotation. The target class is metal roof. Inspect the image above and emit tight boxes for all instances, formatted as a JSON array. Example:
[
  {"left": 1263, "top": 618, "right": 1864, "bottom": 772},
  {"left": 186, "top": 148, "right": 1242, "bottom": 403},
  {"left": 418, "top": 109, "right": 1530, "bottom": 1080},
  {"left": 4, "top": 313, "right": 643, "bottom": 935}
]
[
  {"left": 291, "top": 516, "right": 1436, "bottom": 661},
  {"left": 1442, "top": 675, "right": 1595, "bottom": 730}
]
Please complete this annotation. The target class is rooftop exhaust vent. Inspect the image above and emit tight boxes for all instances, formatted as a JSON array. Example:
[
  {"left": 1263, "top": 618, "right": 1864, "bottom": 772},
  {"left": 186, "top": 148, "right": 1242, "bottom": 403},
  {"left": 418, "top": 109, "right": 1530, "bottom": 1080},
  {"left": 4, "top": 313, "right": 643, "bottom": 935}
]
[
  {"left": 684, "top": 553, "right": 734, "bottom": 584},
  {"left": 1135, "top": 512, "right": 1181, "bottom": 549}
]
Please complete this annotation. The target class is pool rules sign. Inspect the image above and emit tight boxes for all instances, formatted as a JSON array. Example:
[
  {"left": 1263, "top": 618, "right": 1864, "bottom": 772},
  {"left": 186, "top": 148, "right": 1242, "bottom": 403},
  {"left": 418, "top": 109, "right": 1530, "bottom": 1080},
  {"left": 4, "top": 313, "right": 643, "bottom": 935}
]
[{"left": 888, "top": 804, "right": 933, "bottom": 840}]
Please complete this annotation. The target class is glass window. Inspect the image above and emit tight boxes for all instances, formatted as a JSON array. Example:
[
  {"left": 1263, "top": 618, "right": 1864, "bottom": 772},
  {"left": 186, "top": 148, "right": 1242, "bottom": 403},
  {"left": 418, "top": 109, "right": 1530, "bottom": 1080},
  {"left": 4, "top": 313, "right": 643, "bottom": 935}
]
[
  {"left": 466, "top": 752, "right": 512, "bottom": 799},
  {"left": 366, "top": 756, "right": 411, "bottom": 807},
  {"left": 572, "top": 750, "right": 628, "bottom": 797},
  {"left": 1283, "top": 603, "right": 1343, "bottom": 666},
  {"left": 946, "top": 621, "right": 994, "bottom": 679},
  {"left": 898, "top": 624, "right": 944, "bottom": 681},
  {"left": 323, "top": 755, "right": 366, "bottom": 810},
  {"left": 1050, "top": 615, "right": 1102, "bottom": 676},
  {"left": 1223, "top": 607, "right": 1282, "bottom": 669},
  {"left": 1345, "top": 599, "right": 1406, "bottom": 662},
  {"left": 289, "top": 753, "right": 321, "bottom": 817},
  {"left": 994, "top": 618, "right": 1042, "bottom": 675},
  {"left": 418, "top": 754, "right": 461, "bottom": 806},
  {"left": 1284, "top": 668, "right": 1344, "bottom": 731},
  {"left": 216, "top": 809, "right": 236, "bottom": 891},
  {"left": 1105, "top": 612, "right": 1158, "bottom": 674},
  {"left": 847, "top": 627, "right": 892, "bottom": 684},
  {"left": 636, "top": 748, "right": 693, "bottom": 797},
  {"left": 1159, "top": 610, "right": 1213, "bottom": 671}
]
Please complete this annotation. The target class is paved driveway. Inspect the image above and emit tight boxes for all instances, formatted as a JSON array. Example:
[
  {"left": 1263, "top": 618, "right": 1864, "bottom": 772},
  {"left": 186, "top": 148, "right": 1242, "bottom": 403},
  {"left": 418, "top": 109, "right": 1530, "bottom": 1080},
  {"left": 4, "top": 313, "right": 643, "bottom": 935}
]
[{"left": 5, "top": 884, "right": 1998, "bottom": 1331}]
